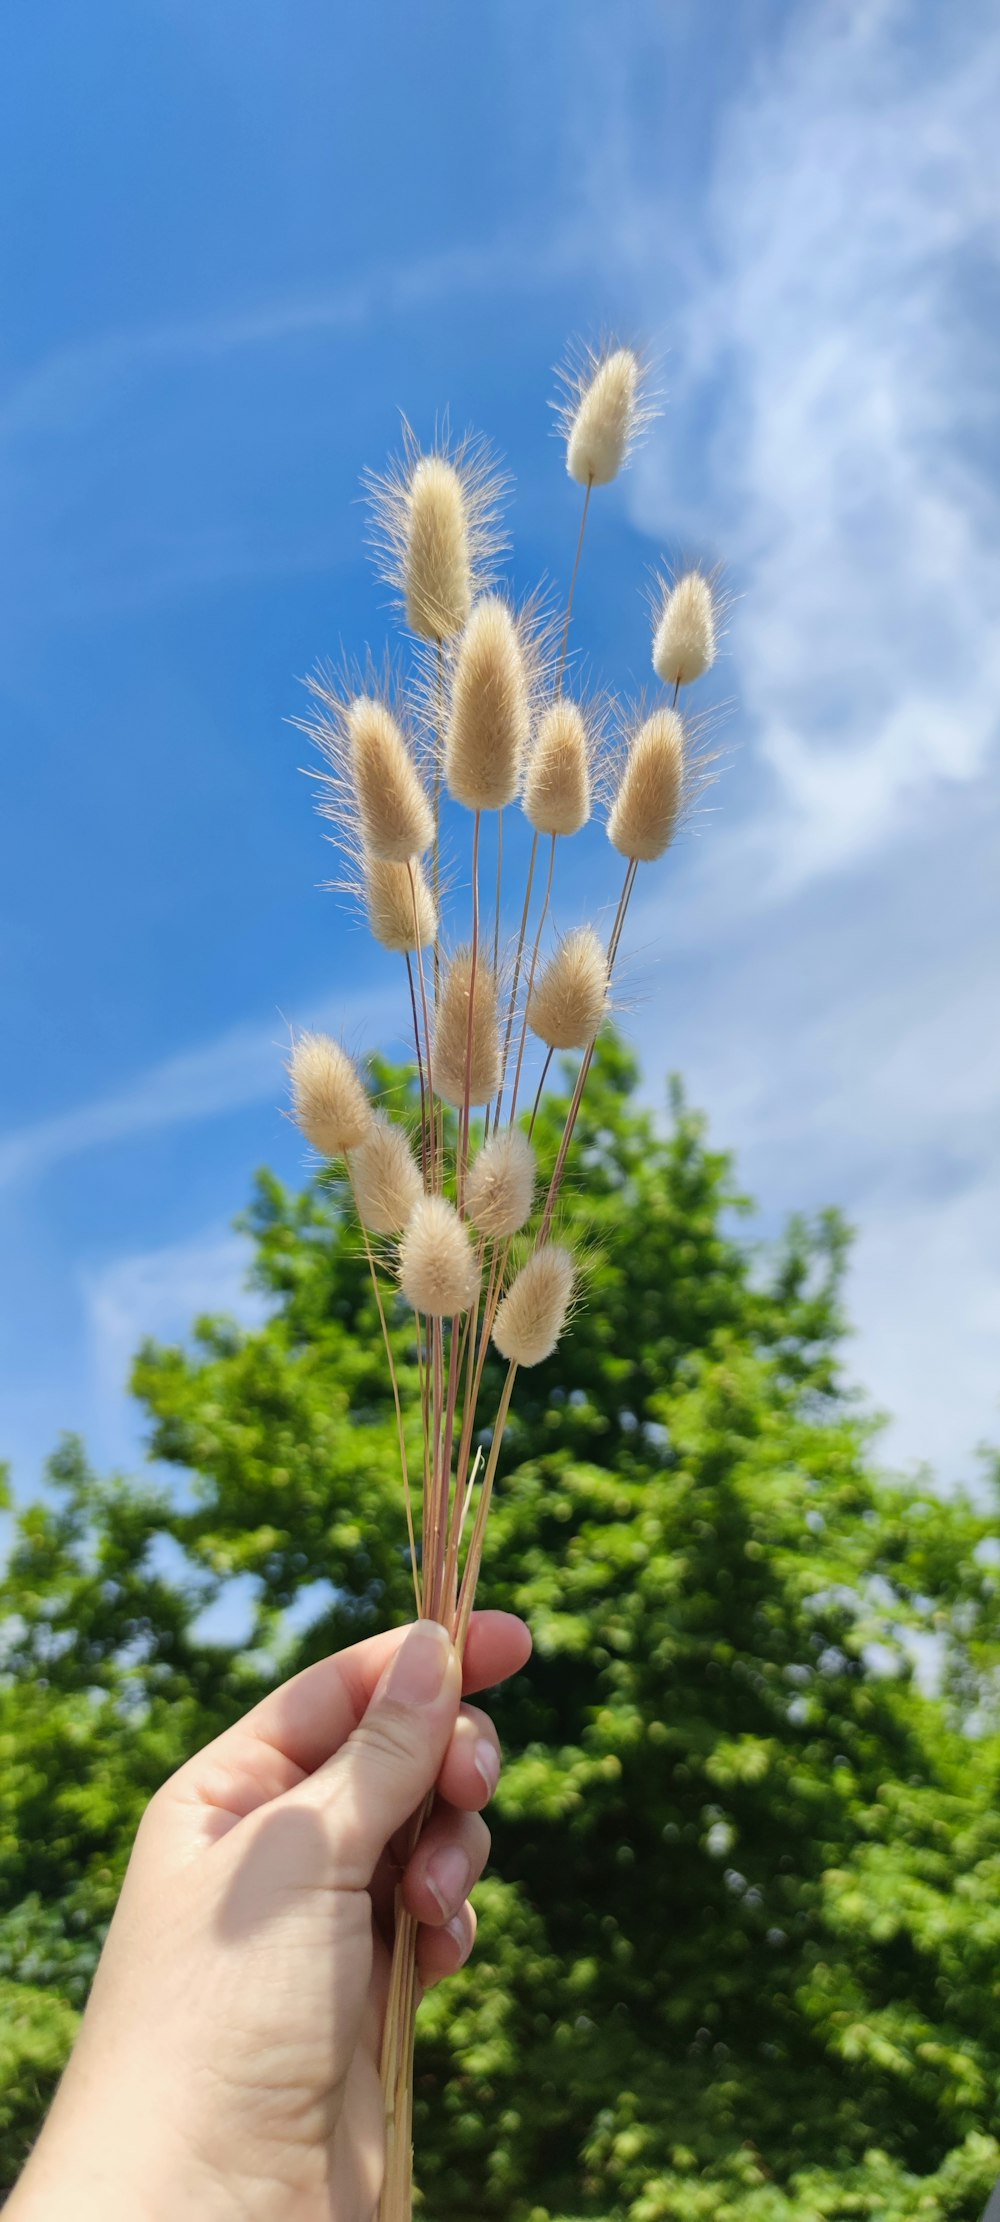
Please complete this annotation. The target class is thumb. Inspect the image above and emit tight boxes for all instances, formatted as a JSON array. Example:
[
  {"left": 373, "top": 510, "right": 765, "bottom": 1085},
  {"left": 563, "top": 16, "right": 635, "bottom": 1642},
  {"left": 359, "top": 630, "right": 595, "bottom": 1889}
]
[{"left": 299, "top": 1621, "right": 463, "bottom": 1889}]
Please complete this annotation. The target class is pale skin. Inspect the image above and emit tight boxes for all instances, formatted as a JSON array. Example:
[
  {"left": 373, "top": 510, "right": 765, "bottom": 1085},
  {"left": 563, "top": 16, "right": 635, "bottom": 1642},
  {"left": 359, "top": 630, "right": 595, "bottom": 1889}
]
[{"left": 9, "top": 1611, "right": 532, "bottom": 2222}]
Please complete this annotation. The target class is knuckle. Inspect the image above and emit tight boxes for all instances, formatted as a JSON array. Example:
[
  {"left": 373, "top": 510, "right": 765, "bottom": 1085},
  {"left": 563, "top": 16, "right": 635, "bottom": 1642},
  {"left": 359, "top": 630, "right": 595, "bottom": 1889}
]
[{"left": 353, "top": 1702, "right": 424, "bottom": 1776}]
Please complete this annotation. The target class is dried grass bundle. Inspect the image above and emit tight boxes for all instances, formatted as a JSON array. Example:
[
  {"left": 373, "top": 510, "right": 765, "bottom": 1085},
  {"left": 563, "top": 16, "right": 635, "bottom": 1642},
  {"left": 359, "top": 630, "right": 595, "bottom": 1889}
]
[{"left": 290, "top": 334, "right": 723, "bottom": 2220}]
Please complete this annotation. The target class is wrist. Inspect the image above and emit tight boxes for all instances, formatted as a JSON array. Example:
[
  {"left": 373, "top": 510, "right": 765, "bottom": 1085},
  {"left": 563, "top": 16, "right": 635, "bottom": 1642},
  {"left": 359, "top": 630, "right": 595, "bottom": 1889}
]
[{"left": 9, "top": 2113, "right": 242, "bottom": 2222}]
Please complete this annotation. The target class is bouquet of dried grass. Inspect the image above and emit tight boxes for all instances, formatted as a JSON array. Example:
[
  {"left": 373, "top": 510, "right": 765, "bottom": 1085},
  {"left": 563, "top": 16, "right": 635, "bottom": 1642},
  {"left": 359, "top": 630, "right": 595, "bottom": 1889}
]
[{"left": 290, "top": 340, "right": 719, "bottom": 2219}]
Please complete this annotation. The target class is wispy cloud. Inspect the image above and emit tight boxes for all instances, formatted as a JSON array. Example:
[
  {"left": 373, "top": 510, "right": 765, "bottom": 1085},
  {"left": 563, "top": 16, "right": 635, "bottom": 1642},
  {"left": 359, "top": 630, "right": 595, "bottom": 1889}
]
[
  {"left": 627, "top": 0, "right": 1000, "bottom": 896},
  {"left": 583, "top": 0, "right": 1000, "bottom": 1480},
  {"left": 0, "top": 984, "right": 401, "bottom": 1193},
  {"left": 0, "top": 225, "right": 581, "bottom": 452},
  {"left": 84, "top": 1220, "right": 266, "bottom": 1386}
]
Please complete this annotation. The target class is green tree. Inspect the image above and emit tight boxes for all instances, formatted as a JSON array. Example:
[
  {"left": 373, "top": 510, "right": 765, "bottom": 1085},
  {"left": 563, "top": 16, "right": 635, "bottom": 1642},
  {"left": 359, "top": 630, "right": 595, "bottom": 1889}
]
[{"left": 3, "top": 1043, "right": 1000, "bottom": 2219}]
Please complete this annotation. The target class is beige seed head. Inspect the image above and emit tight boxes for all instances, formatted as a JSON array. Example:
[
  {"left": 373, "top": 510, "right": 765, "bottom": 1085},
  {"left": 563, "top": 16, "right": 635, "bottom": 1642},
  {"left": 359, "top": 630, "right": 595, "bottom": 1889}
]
[
  {"left": 523, "top": 699, "right": 591, "bottom": 837},
  {"left": 561, "top": 345, "right": 645, "bottom": 487},
  {"left": 364, "top": 423, "right": 507, "bottom": 641},
  {"left": 653, "top": 572, "right": 717, "bottom": 688},
  {"left": 527, "top": 926, "right": 608, "bottom": 1051},
  {"left": 347, "top": 1109, "right": 422, "bottom": 1235},
  {"left": 346, "top": 696, "right": 434, "bottom": 862},
  {"left": 444, "top": 597, "right": 531, "bottom": 812},
  {"left": 433, "top": 947, "right": 501, "bottom": 1107},
  {"left": 364, "top": 855, "right": 438, "bottom": 952},
  {"left": 289, "top": 1033, "right": 373, "bottom": 1157},
  {"left": 492, "top": 1243, "right": 575, "bottom": 1367},
  {"left": 405, "top": 454, "right": 473, "bottom": 639},
  {"left": 466, "top": 1128, "right": 536, "bottom": 1239},
  {"left": 608, "top": 708, "right": 686, "bottom": 862},
  {"left": 399, "top": 1194, "right": 481, "bottom": 1317}
]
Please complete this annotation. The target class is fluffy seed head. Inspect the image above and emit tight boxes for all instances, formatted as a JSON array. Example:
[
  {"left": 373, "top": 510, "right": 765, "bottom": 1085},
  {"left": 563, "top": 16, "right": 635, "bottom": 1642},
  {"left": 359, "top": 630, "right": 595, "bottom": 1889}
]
[
  {"left": 364, "top": 423, "right": 507, "bottom": 641},
  {"left": 523, "top": 699, "right": 591, "bottom": 836},
  {"left": 608, "top": 708, "right": 686, "bottom": 862},
  {"left": 289, "top": 1033, "right": 373, "bottom": 1157},
  {"left": 492, "top": 1244, "right": 575, "bottom": 1367},
  {"left": 346, "top": 696, "right": 434, "bottom": 861},
  {"left": 405, "top": 454, "right": 472, "bottom": 639},
  {"left": 653, "top": 572, "right": 717, "bottom": 688},
  {"left": 399, "top": 1195, "right": 481, "bottom": 1317},
  {"left": 559, "top": 345, "right": 647, "bottom": 487},
  {"left": 433, "top": 948, "right": 501, "bottom": 1107},
  {"left": 347, "top": 1109, "right": 422, "bottom": 1235},
  {"left": 466, "top": 1128, "right": 536, "bottom": 1239},
  {"left": 527, "top": 926, "right": 609, "bottom": 1050},
  {"left": 364, "top": 855, "right": 438, "bottom": 952},
  {"left": 444, "top": 597, "right": 531, "bottom": 812}
]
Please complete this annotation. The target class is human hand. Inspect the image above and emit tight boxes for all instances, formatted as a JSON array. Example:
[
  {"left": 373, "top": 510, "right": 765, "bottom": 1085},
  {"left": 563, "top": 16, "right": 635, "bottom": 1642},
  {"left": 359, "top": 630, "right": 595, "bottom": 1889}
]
[{"left": 10, "top": 1611, "right": 531, "bottom": 2222}]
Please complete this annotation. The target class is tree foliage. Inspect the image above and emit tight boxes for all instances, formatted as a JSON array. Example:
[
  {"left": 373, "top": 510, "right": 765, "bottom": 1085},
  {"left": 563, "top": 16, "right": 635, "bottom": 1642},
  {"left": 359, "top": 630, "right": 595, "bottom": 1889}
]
[{"left": 3, "top": 1041, "right": 1000, "bottom": 2217}]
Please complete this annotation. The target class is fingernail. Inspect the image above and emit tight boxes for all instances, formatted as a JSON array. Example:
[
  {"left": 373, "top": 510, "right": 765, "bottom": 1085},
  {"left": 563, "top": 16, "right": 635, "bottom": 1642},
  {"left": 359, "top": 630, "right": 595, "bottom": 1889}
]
[
  {"left": 446, "top": 1912, "right": 472, "bottom": 1964},
  {"left": 383, "top": 1622, "right": 453, "bottom": 1707},
  {"left": 426, "top": 1844, "right": 472, "bottom": 1917},
  {"left": 473, "top": 1738, "right": 500, "bottom": 1800}
]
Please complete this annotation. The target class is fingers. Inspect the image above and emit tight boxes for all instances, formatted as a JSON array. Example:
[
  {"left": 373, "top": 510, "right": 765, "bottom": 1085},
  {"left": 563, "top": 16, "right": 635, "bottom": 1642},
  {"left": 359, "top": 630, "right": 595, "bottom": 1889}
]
[
  {"left": 159, "top": 1610, "right": 529, "bottom": 1837},
  {"left": 289, "top": 1623, "right": 463, "bottom": 1889},
  {"left": 401, "top": 1805, "right": 490, "bottom": 1928},
  {"left": 436, "top": 1703, "right": 501, "bottom": 1811},
  {"left": 417, "top": 1899, "right": 477, "bottom": 1990}
]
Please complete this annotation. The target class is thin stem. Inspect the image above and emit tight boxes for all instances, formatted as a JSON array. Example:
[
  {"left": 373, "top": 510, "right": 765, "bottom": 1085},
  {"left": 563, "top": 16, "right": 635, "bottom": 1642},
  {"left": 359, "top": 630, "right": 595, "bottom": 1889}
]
[
  {"left": 493, "top": 807, "right": 503, "bottom": 985},
  {"left": 346, "top": 1174, "right": 421, "bottom": 1616},
  {"left": 404, "top": 951, "right": 429, "bottom": 1190},
  {"left": 555, "top": 478, "right": 592, "bottom": 695},
  {"left": 508, "top": 831, "right": 557, "bottom": 1127},
  {"left": 432, "top": 639, "right": 444, "bottom": 1004},
  {"left": 537, "top": 857, "right": 637, "bottom": 1247},
  {"left": 454, "top": 1360, "right": 518, "bottom": 1655},
  {"left": 458, "top": 810, "right": 481, "bottom": 1215},
  {"left": 527, "top": 1047, "right": 554, "bottom": 1139},
  {"left": 492, "top": 828, "right": 537, "bottom": 1139},
  {"left": 407, "top": 864, "right": 437, "bottom": 1192}
]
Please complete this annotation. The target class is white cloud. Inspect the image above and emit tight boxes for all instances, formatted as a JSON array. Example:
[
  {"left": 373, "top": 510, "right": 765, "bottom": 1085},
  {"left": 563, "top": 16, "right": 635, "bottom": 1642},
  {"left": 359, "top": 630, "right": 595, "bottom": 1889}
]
[
  {"left": 595, "top": 1, "right": 1000, "bottom": 1481},
  {"left": 83, "top": 1222, "right": 268, "bottom": 1414},
  {"left": 0, "top": 981, "right": 401, "bottom": 1193},
  {"left": 629, "top": 0, "right": 1000, "bottom": 895}
]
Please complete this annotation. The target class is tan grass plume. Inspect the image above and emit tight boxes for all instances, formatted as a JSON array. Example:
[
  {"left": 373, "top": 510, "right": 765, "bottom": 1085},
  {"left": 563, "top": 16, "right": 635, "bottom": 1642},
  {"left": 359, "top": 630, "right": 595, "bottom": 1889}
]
[
  {"left": 653, "top": 571, "right": 717, "bottom": 689},
  {"left": 523, "top": 698, "right": 592, "bottom": 837},
  {"left": 433, "top": 947, "right": 501, "bottom": 1106},
  {"left": 399, "top": 1194, "right": 481, "bottom": 1316},
  {"left": 289, "top": 1033, "right": 373, "bottom": 1157},
  {"left": 558, "top": 343, "right": 651, "bottom": 487},
  {"left": 608, "top": 707, "right": 686, "bottom": 862},
  {"left": 346, "top": 695, "right": 434, "bottom": 861},
  {"left": 364, "top": 423, "right": 507, "bottom": 642},
  {"left": 444, "top": 597, "right": 531, "bottom": 812},
  {"left": 492, "top": 1243, "right": 575, "bottom": 1366},
  {"left": 348, "top": 1109, "right": 422, "bottom": 1234},
  {"left": 527, "top": 926, "right": 608, "bottom": 1050},
  {"left": 364, "top": 855, "right": 438, "bottom": 952},
  {"left": 465, "top": 1127, "right": 536, "bottom": 1239}
]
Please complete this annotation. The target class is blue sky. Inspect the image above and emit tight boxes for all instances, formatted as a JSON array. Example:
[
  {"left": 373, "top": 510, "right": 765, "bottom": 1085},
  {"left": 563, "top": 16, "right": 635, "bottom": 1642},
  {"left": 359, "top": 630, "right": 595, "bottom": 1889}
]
[{"left": 1, "top": 0, "right": 998, "bottom": 1508}]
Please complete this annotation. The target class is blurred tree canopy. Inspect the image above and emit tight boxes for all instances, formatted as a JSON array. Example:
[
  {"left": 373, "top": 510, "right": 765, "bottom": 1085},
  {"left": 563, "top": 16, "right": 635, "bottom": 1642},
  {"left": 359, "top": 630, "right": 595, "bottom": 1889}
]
[{"left": 3, "top": 1039, "right": 1000, "bottom": 2218}]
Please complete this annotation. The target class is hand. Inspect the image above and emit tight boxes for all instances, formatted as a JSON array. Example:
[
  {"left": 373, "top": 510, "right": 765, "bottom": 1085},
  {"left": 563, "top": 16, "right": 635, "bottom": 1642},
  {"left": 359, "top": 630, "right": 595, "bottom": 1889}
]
[{"left": 10, "top": 1611, "right": 531, "bottom": 2222}]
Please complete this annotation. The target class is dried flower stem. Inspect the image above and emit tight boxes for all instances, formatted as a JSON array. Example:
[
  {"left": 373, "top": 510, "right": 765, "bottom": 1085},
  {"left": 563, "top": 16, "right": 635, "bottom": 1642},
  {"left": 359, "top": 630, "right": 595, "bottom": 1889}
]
[
  {"left": 492, "top": 827, "right": 537, "bottom": 1137},
  {"left": 403, "top": 952, "right": 429, "bottom": 1189},
  {"left": 454, "top": 1359, "right": 518, "bottom": 1654},
  {"left": 346, "top": 1171, "right": 421, "bottom": 1614},
  {"left": 457, "top": 810, "right": 482, "bottom": 1213},
  {"left": 537, "top": 856, "right": 636, "bottom": 1246},
  {"left": 555, "top": 477, "right": 592, "bottom": 691},
  {"left": 493, "top": 808, "right": 503, "bottom": 984},
  {"left": 407, "top": 865, "right": 437, "bottom": 1191},
  {"left": 508, "top": 831, "right": 557, "bottom": 1125}
]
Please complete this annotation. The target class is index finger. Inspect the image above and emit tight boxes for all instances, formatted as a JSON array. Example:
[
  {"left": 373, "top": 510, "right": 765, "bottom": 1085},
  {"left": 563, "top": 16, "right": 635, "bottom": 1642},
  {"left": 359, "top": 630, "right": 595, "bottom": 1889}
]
[{"left": 164, "top": 1611, "right": 531, "bottom": 1826}]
